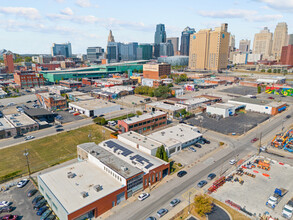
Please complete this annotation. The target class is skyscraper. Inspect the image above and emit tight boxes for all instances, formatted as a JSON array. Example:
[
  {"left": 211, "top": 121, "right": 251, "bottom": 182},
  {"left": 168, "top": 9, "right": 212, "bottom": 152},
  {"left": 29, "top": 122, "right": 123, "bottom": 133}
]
[
  {"left": 288, "top": 34, "right": 293, "bottom": 45},
  {"left": 87, "top": 47, "right": 105, "bottom": 63},
  {"left": 239, "top": 39, "right": 251, "bottom": 53},
  {"left": 252, "top": 27, "right": 273, "bottom": 59},
  {"left": 120, "top": 42, "right": 138, "bottom": 61},
  {"left": 107, "top": 42, "right": 121, "bottom": 63},
  {"left": 154, "top": 24, "right": 166, "bottom": 57},
  {"left": 137, "top": 44, "right": 153, "bottom": 60},
  {"left": 167, "top": 37, "right": 179, "bottom": 55},
  {"left": 229, "top": 34, "right": 235, "bottom": 51},
  {"left": 3, "top": 53, "right": 14, "bottom": 73},
  {"left": 189, "top": 23, "right": 230, "bottom": 71},
  {"left": 51, "top": 42, "right": 72, "bottom": 57},
  {"left": 108, "top": 30, "right": 115, "bottom": 43},
  {"left": 272, "top": 22, "right": 288, "bottom": 59},
  {"left": 160, "top": 41, "right": 174, "bottom": 57},
  {"left": 180, "top": 27, "right": 196, "bottom": 56}
]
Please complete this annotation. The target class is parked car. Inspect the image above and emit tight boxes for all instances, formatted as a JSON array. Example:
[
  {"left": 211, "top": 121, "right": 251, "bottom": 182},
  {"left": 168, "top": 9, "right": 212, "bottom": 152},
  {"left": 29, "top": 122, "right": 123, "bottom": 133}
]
[
  {"left": 13, "top": 134, "right": 24, "bottom": 139},
  {"left": 32, "top": 195, "right": 44, "bottom": 205},
  {"left": 34, "top": 199, "right": 46, "bottom": 210},
  {"left": 251, "top": 138, "right": 259, "bottom": 143},
  {"left": 0, "top": 201, "right": 9, "bottom": 208},
  {"left": 207, "top": 173, "right": 216, "bottom": 180},
  {"left": 0, "top": 206, "right": 12, "bottom": 214},
  {"left": 229, "top": 159, "right": 236, "bottom": 165},
  {"left": 177, "top": 170, "right": 187, "bottom": 177},
  {"left": 268, "top": 97, "right": 274, "bottom": 99},
  {"left": 250, "top": 96, "right": 257, "bottom": 99},
  {"left": 286, "top": 115, "right": 291, "bottom": 119},
  {"left": 26, "top": 100, "right": 32, "bottom": 103},
  {"left": 194, "top": 143, "right": 202, "bottom": 148},
  {"left": 55, "top": 125, "right": 63, "bottom": 128},
  {"left": 17, "top": 179, "right": 29, "bottom": 188},
  {"left": 36, "top": 206, "right": 48, "bottom": 216},
  {"left": 188, "top": 146, "right": 196, "bottom": 152},
  {"left": 0, "top": 214, "right": 18, "bottom": 220},
  {"left": 197, "top": 140, "right": 205, "bottom": 145},
  {"left": 69, "top": 110, "right": 75, "bottom": 113},
  {"left": 40, "top": 209, "right": 52, "bottom": 220},
  {"left": 170, "top": 199, "right": 180, "bottom": 207},
  {"left": 197, "top": 180, "right": 208, "bottom": 188},
  {"left": 56, "top": 128, "right": 64, "bottom": 132},
  {"left": 202, "top": 138, "right": 210, "bottom": 144},
  {"left": 27, "top": 189, "right": 38, "bottom": 197},
  {"left": 157, "top": 208, "right": 168, "bottom": 218},
  {"left": 91, "top": 116, "right": 97, "bottom": 119},
  {"left": 146, "top": 217, "right": 156, "bottom": 220},
  {"left": 45, "top": 214, "right": 56, "bottom": 220},
  {"left": 138, "top": 193, "right": 150, "bottom": 201},
  {"left": 24, "top": 136, "right": 35, "bottom": 141}
]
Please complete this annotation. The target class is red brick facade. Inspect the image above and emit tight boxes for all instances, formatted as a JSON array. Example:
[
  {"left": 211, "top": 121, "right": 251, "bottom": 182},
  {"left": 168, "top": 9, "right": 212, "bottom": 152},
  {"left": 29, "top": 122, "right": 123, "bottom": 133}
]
[
  {"left": 3, "top": 54, "right": 14, "bottom": 73},
  {"left": 281, "top": 45, "right": 293, "bottom": 66},
  {"left": 59, "top": 80, "right": 82, "bottom": 89},
  {"left": 143, "top": 63, "right": 171, "bottom": 80},
  {"left": 36, "top": 93, "right": 67, "bottom": 111},
  {"left": 14, "top": 71, "right": 44, "bottom": 88}
]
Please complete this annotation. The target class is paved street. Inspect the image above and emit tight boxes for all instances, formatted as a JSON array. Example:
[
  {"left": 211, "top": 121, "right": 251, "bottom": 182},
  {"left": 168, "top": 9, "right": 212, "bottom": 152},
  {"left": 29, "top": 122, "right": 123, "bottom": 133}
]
[
  {"left": 104, "top": 107, "right": 293, "bottom": 220},
  {"left": 0, "top": 118, "right": 94, "bottom": 149}
]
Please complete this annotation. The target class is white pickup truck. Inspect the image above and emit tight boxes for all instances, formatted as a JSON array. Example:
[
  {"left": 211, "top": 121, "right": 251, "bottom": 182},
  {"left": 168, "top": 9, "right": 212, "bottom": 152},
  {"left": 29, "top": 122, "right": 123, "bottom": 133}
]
[{"left": 282, "top": 198, "right": 293, "bottom": 219}]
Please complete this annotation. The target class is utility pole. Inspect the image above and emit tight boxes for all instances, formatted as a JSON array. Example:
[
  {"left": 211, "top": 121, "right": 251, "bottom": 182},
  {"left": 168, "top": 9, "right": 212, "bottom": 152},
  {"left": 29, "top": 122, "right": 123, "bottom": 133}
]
[
  {"left": 258, "top": 132, "right": 262, "bottom": 155},
  {"left": 102, "top": 129, "right": 105, "bottom": 141},
  {"left": 23, "top": 149, "right": 31, "bottom": 177},
  {"left": 188, "top": 192, "right": 192, "bottom": 214}
]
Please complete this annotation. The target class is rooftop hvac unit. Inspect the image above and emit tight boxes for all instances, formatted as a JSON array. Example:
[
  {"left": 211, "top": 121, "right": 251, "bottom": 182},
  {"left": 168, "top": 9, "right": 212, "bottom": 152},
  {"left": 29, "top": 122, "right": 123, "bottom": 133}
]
[
  {"left": 67, "top": 172, "right": 76, "bottom": 178},
  {"left": 121, "top": 166, "right": 128, "bottom": 171},
  {"left": 93, "top": 185, "right": 102, "bottom": 192},
  {"left": 81, "top": 191, "right": 88, "bottom": 198}
]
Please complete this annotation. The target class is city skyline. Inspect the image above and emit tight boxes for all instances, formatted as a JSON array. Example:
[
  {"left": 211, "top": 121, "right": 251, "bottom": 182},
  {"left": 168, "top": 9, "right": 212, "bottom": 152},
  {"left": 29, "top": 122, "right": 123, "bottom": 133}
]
[{"left": 1, "top": 0, "right": 293, "bottom": 54}]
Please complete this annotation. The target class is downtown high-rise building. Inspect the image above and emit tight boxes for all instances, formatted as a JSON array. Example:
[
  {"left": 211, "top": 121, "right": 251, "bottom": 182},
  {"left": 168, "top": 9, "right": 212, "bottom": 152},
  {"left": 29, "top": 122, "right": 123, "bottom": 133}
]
[
  {"left": 137, "top": 44, "right": 153, "bottom": 60},
  {"left": 239, "top": 39, "right": 250, "bottom": 53},
  {"left": 252, "top": 27, "right": 273, "bottom": 60},
  {"left": 154, "top": 24, "right": 167, "bottom": 57},
  {"left": 108, "top": 30, "right": 115, "bottom": 43},
  {"left": 3, "top": 52, "right": 14, "bottom": 73},
  {"left": 189, "top": 23, "right": 230, "bottom": 71},
  {"left": 272, "top": 22, "right": 288, "bottom": 59},
  {"left": 107, "top": 42, "right": 121, "bottom": 63},
  {"left": 288, "top": 34, "right": 293, "bottom": 45},
  {"left": 87, "top": 47, "right": 105, "bottom": 64},
  {"left": 160, "top": 41, "right": 174, "bottom": 57},
  {"left": 120, "top": 42, "right": 138, "bottom": 61},
  {"left": 229, "top": 34, "right": 235, "bottom": 51},
  {"left": 51, "top": 42, "right": 72, "bottom": 57},
  {"left": 166, "top": 37, "right": 179, "bottom": 55},
  {"left": 180, "top": 27, "right": 196, "bottom": 56}
]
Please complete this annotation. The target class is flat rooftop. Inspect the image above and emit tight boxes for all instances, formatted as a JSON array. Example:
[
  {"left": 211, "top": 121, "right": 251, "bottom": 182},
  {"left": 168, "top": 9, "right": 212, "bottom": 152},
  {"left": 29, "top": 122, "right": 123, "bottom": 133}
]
[
  {"left": 122, "top": 111, "right": 166, "bottom": 125},
  {"left": 0, "top": 117, "right": 14, "bottom": 130},
  {"left": 66, "top": 91, "right": 86, "bottom": 96},
  {"left": 24, "top": 108, "right": 54, "bottom": 116},
  {"left": 230, "top": 97, "right": 271, "bottom": 105},
  {"left": 118, "top": 131, "right": 163, "bottom": 151},
  {"left": 147, "top": 124, "right": 202, "bottom": 147},
  {"left": 99, "top": 139, "right": 167, "bottom": 173},
  {"left": 39, "top": 160, "right": 124, "bottom": 214},
  {"left": 184, "top": 98, "right": 209, "bottom": 105},
  {"left": 78, "top": 143, "right": 142, "bottom": 179},
  {"left": 147, "top": 102, "right": 184, "bottom": 111},
  {"left": 5, "top": 113, "right": 37, "bottom": 127},
  {"left": 69, "top": 99, "right": 120, "bottom": 110},
  {"left": 208, "top": 103, "right": 240, "bottom": 109},
  {"left": 40, "top": 93, "right": 66, "bottom": 101}
]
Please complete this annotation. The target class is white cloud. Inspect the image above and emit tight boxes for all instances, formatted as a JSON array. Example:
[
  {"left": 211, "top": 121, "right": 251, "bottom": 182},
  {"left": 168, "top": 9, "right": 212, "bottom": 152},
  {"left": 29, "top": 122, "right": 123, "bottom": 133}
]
[
  {"left": 256, "top": 0, "right": 293, "bottom": 12},
  {"left": 0, "top": 7, "right": 40, "bottom": 19},
  {"left": 61, "top": 7, "right": 74, "bottom": 16},
  {"left": 75, "top": 0, "right": 91, "bottom": 8},
  {"left": 198, "top": 9, "right": 282, "bottom": 22},
  {"left": 55, "top": 0, "right": 65, "bottom": 2}
]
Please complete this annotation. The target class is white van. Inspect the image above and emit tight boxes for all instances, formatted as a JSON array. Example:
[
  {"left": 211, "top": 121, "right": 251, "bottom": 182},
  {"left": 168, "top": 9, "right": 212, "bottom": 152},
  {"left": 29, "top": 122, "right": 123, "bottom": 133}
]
[{"left": 108, "top": 121, "right": 116, "bottom": 126}]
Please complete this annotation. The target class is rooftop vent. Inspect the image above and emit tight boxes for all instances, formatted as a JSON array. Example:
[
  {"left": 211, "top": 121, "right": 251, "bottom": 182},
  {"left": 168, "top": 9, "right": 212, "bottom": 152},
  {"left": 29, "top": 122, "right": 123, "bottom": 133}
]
[
  {"left": 81, "top": 191, "right": 88, "bottom": 198},
  {"left": 93, "top": 185, "right": 102, "bottom": 192},
  {"left": 67, "top": 172, "right": 76, "bottom": 178},
  {"left": 121, "top": 165, "right": 128, "bottom": 171}
]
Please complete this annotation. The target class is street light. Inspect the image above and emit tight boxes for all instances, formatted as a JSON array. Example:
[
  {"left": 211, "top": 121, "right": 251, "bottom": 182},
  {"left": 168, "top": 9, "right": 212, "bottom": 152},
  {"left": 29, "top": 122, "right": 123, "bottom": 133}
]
[{"left": 23, "top": 149, "right": 31, "bottom": 177}]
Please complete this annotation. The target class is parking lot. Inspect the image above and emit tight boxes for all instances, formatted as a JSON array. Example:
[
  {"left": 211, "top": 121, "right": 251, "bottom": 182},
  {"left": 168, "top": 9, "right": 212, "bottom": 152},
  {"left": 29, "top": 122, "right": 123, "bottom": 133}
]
[
  {"left": 220, "top": 86, "right": 258, "bottom": 96},
  {"left": 0, "top": 180, "right": 39, "bottom": 220},
  {"left": 56, "top": 110, "right": 84, "bottom": 124},
  {"left": 171, "top": 138, "right": 219, "bottom": 165},
  {"left": 115, "top": 95, "right": 151, "bottom": 108},
  {"left": 187, "top": 112, "right": 269, "bottom": 135},
  {"left": 211, "top": 155, "right": 293, "bottom": 219}
]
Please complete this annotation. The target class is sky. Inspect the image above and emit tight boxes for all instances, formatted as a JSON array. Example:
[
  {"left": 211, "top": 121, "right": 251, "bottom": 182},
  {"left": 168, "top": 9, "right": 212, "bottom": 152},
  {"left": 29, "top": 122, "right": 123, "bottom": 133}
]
[{"left": 1, "top": 0, "right": 293, "bottom": 54}]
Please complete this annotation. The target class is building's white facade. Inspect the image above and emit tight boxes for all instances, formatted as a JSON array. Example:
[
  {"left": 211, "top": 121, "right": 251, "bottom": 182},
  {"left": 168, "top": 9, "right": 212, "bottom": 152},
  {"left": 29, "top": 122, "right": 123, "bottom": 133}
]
[{"left": 206, "top": 103, "right": 237, "bottom": 118}]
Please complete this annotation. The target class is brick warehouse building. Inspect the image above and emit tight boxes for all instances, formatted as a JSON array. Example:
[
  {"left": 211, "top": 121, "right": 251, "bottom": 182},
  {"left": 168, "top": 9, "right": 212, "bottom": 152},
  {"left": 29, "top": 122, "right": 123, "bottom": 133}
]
[
  {"left": 59, "top": 80, "right": 82, "bottom": 89},
  {"left": 117, "top": 111, "right": 167, "bottom": 134},
  {"left": 14, "top": 71, "right": 44, "bottom": 88},
  {"left": 36, "top": 92, "right": 67, "bottom": 111},
  {"left": 143, "top": 63, "right": 171, "bottom": 80},
  {"left": 3, "top": 53, "right": 14, "bottom": 73},
  {"left": 38, "top": 140, "right": 169, "bottom": 220},
  {"left": 281, "top": 45, "right": 293, "bottom": 66}
]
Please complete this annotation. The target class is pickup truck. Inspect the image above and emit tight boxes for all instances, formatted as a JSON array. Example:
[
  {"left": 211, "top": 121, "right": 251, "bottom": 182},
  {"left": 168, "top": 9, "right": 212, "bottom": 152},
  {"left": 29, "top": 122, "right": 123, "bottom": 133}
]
[
  {"left": 282, "top": 197, "right": 293, "bottom": 219},
  {"left": 266, "top": 188, "right": 288, "bottom": 209}
]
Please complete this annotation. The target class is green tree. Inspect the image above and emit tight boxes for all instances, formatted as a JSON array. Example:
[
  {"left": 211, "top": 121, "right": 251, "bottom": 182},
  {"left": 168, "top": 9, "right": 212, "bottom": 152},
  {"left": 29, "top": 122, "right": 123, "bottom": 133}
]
[
  {"left": 277, "top": 69, "right": 281, "bottom": 73},
  {"left": 55, "top": 80, "right": 58, "bottom": 84},
  {"left": 283, "top": 70, "right": 288, "bottom": 75},
  {"left": 261, "top": 69, "right": 265, "bottom": 72},
  {"left": 136, "top": 110, "right": 143, "bottom": 115},
  {"left": 167, "top": 83, "right": 173, "bottom": 88},
  {"left": 155, "top": 146, "right": 168, "bottom": 162},
  {"left": 257, "top": 86, "right": 261, "bottom": 94},
  {"left": 267, "top": 69, "right": 272, "bottom": 73},
  {"left": 24, "top": 57, "right": 32, "bottom": 62},
  {"left": 61, "top": 77, "right": 64, "bottom": 80},
  {"left": 193, "top": 195, "right": 213, "bottom": 217},
  {"left": 16, "top": 89, "right": 19, "bottom": 93},
  {"left": 273, "top": 69, "right": 277, "bottom": 73},
  {"left": 138, "top": 69, "right": 143, "bottom": 73}
]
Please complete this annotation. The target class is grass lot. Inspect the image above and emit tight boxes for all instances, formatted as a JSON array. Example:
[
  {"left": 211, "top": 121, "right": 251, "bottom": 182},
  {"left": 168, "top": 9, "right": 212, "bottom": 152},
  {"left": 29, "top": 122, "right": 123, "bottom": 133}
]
[{"left": 0, "top": 124, "right": 110, "bottom": 181}]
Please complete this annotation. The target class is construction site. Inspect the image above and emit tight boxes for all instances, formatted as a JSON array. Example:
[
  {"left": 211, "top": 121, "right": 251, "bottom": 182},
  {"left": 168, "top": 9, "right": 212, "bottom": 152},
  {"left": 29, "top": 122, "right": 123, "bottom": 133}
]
[
  {"left": 271, "top": 129, "right": 293, "bottom": 153},
  {"left": 209, "top": 155, "right": 293, "bottom": 220}
]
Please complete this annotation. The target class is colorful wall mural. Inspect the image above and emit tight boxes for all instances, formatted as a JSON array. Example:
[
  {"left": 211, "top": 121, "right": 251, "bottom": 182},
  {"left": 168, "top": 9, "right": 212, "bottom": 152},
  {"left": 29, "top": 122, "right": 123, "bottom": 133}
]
[{"left": 265, "top": 86, "right": 293, "bottom": 96}]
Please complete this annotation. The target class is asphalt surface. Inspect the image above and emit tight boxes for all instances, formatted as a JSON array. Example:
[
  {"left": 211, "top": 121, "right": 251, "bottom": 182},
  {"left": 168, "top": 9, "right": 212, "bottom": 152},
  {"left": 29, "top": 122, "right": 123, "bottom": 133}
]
[
  {"left": 207, "top": 205, "right": 230, "bottom": 220},
  {"left": 220, "top": 86, "right": 258, "bottom": 96},
  {"left": 0, "top": 118, "right": 93, "bottom": 149},
  {"left": 107, "top": 107, "right": 293, "bottom": 220}
]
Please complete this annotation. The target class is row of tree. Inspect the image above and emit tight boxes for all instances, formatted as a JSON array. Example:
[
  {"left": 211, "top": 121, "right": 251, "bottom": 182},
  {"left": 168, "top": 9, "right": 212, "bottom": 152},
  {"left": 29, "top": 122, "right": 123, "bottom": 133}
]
[
  {"left": 155, "top": 146, "right": 168, "bottom": 162},
  {"left": 169, "top": 73, "right": 188, "bottom": 84},
  {"left": 134, "top": 85, "right": 173, "bottom": 98},
  {"left": 261, "top": 69, "right": 288, "bottom": 74}
]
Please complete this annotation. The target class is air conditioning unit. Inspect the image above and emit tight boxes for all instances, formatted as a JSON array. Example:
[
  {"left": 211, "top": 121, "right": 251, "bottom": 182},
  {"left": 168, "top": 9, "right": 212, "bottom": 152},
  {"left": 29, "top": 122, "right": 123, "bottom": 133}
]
[
  {"left": 121, "top": 166, "right": 128, "bottom": 171},
  {"left": 67, "top": 172, "right": 76, "bottom": 178},
  {"left": 93, "top": 185, "right": 102, "bottom": 192},
  {"left": 81, "top": 191, "right": 88, "bottom": 198}
]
